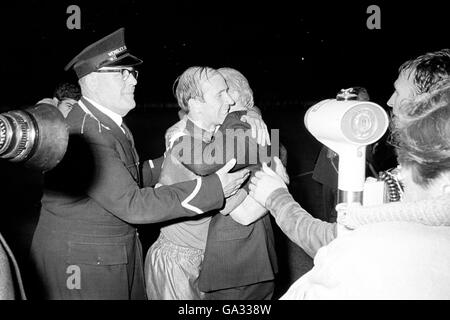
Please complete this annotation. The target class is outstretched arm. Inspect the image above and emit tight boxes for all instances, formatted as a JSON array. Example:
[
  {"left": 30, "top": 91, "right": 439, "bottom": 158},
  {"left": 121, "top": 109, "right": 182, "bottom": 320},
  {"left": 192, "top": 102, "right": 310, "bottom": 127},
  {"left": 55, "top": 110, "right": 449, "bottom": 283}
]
[
  {"left": 266, "top": 188, "right": 337, "bottom": 258},
  {"left": 249, "top": 160, "right": 336, "bottom": 257}
]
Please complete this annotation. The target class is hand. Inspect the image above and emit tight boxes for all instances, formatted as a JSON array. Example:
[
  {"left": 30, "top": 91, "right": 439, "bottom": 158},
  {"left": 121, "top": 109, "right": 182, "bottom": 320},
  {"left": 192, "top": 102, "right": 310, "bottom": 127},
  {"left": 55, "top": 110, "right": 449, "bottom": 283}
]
[
  {"left": 335, "top": 202, "right": 361, "bottom": 231},
  {"left": 229, "top": 195, "right": 268, "bottom": 226},
  {"left": 335, "top": 202, "right": 360, "bottom": 236},
  {"left": 249, "top": 162, "right": 287, "bottom": 206},
  {"left": 271, "top": 156, "right": 290, "bottom": 185},
  {"left": 216, "top": 158, "right": 250, "bottom": 198},
  {"left": 335, "top": 202, "right": 348, "bottom": 224},
  {"left": 219, "top": 189, "right": 247, "bottom": 215},
  {"left": 240, "top": 110, "right": 270, "bottom": 147},
  {"left": 37, "top": 97, "right": 58, "bottom": 106}
]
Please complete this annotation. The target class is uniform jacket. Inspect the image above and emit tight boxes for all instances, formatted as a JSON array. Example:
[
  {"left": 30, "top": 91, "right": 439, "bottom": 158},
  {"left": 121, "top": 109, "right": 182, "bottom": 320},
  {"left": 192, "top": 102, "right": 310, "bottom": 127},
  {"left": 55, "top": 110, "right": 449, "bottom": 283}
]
[{"left": 29, "top": 97, "right": 225, "bottom": 299}]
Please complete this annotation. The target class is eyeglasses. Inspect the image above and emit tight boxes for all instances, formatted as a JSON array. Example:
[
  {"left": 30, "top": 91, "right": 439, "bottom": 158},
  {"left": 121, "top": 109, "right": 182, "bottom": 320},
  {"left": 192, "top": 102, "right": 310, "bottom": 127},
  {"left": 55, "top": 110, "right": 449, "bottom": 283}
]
[{"left": 95, "top": 68, "right": 139, "bottom": 81}]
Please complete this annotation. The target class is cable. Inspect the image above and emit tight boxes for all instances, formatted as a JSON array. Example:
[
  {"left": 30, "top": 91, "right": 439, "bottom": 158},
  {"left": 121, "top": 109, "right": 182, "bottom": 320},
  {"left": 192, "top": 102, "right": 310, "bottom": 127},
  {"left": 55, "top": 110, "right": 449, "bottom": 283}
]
[{"left": 379, "top": 168, "right": 403, "bottom": 202}]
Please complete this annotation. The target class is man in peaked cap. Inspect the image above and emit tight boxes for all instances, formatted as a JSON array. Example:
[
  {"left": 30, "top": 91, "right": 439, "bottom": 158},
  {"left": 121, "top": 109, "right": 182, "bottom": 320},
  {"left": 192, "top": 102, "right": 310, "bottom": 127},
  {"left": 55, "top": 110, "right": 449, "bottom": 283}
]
[
  {"left": 29, "top": 28, "right": 250, "bottom": 300},
  {"left": 64, "top": 28, "right": 142, "bottom": 79}
]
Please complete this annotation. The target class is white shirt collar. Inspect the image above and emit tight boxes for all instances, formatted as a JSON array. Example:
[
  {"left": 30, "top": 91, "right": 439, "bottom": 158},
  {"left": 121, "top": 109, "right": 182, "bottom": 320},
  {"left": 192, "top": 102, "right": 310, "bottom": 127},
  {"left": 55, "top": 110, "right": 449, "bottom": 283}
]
[
  {"left": 83, "top": 96, "right": 123, "bottom": 128},
  {"left": 186, "top": 115, "right": 217, "bottom": 133}
]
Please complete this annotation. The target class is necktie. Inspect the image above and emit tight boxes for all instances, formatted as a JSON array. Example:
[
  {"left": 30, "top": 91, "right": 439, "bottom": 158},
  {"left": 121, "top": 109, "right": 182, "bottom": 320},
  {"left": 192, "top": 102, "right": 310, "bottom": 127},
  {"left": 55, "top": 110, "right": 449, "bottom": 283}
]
[
  {"left": 121, "top": 123, "right": 141, "bottom": 185},
  {"left": 121, "top": 123, "right": 133, "bottom": 143}
]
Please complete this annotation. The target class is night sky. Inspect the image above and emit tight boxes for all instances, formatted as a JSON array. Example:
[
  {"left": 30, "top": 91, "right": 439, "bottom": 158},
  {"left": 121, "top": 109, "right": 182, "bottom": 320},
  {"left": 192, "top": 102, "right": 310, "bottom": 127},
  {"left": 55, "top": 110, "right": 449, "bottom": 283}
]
[{"left": 0, "top": 1, "right": 447, "bottom": 109}]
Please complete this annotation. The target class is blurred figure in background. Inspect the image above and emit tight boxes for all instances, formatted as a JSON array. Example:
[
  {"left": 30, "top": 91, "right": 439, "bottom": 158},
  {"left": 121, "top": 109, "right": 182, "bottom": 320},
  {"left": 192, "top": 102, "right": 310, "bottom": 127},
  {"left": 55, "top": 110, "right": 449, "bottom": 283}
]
[
  {"left": 52, "top": 82, "right": 82, "bottom": 118},
  {"left": 312, "top": 87, "right": 376, "bottom": 223},
  {"left": 37, "top": 82, "right": 81, "bottom": 118}
]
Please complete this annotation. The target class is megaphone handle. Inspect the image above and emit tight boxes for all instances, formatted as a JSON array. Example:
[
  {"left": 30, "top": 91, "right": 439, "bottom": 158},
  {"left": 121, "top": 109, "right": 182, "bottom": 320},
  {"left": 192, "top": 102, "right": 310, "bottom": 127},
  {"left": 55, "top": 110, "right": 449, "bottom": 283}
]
[{"left": 337, "top": 190, "right": 363, "bottom": 205}]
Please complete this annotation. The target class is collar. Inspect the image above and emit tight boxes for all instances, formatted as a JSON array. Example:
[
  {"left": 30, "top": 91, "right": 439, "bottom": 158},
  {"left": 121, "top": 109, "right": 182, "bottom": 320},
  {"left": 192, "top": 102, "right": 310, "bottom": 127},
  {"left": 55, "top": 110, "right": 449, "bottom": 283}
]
[
  {"left": 185, "top": 116, "right": 216, "bottom": 143},
  {"left": 83, "top": 96, "right": 123, "bottom": 128},
  {"left": 339, "top": 194, "right": 450, "bottom": 229},
  {"left": 186, "top": 116, "right": 216, "bottom": 133}
]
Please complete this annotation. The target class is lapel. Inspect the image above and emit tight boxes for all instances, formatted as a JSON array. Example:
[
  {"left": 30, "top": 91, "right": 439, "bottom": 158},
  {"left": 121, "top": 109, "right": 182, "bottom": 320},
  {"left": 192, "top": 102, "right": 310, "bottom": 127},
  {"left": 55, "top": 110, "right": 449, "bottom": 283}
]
[
  {"left": 79, "top": 97, "right": 129, "bottom": 148},
  {"left": 79, "top": 98, "right": 141, "bottom": 183},
  {"left": 121, "top": 121, "right": 140, "bottom": 165}
]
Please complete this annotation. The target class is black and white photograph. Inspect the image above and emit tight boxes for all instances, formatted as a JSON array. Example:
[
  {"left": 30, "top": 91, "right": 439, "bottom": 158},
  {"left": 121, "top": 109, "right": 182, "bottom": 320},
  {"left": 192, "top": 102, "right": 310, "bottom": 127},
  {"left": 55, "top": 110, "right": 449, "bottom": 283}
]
[{"left": 0, "top": 0, "right": 449, "bottom": 308}]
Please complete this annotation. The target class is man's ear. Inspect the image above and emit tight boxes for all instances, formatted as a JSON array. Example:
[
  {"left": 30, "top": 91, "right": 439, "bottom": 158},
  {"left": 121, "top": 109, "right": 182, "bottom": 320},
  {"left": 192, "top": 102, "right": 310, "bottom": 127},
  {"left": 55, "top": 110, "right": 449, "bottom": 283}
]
[{"left": 187, "top": 98, "right": 199, "bottom": 113}]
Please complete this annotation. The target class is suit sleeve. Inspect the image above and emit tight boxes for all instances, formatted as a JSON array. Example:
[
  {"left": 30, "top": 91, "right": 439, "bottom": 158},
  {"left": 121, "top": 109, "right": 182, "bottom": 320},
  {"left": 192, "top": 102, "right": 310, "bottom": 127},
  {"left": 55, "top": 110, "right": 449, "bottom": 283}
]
[
  {"left": 57, "top": 124, "right": 225, "bottom": 224},
  {"left": 141, "top": 156, "right": 164, "bottom": 187},
  {"left": 181, "top": 112, "right": 272, "bottom": 175},
  {"left": 93, "top": 138, "right": 224, "bottom": 223}
]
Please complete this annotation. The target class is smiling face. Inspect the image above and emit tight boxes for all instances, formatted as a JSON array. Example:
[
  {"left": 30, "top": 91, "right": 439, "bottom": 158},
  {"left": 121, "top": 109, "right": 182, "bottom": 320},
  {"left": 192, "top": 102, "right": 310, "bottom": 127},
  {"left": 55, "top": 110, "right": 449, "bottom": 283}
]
[
  {"left": 94, "top": 67, "right": 137, "bottom": 116},
  {"left": 387, "top": 70, "right": 418, "bottom": 118},
  {"left": 195, "top": 73, "right": 234, "bottom": 128}
]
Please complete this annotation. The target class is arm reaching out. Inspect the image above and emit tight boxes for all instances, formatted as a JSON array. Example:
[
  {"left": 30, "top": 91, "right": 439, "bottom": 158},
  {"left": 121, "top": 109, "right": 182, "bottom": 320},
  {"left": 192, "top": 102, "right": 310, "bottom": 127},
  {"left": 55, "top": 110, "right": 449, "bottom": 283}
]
[{"left": 249, "top": 161, "right": 337, "bottom": 257}]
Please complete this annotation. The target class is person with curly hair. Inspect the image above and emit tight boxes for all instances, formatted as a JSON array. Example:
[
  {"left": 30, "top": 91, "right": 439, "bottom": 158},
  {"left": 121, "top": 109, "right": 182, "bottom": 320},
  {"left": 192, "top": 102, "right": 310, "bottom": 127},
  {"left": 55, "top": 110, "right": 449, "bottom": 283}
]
[{"left": 250, "top": 79, "right": 450, "bottom": 299}]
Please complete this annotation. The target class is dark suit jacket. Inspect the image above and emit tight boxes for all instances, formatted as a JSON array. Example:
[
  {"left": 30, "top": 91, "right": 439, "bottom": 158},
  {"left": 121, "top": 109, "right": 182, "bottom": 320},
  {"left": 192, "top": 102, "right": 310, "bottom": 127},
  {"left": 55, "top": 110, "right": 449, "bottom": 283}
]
[
  {"left": 197, "top": 111, "right": 278, "bottom": 292},
  {"left": 199, "top": 213, "right": 277, "bottom": 292},
  {"left": 29, "top": 98, "right": 225, "bottom": 299}
]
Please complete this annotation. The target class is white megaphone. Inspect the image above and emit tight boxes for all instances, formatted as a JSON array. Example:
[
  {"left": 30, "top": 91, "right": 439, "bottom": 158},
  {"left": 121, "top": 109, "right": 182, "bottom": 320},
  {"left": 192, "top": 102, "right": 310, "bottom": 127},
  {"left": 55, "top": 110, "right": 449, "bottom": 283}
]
[{"left": 304, "top": 92, "right": 389, "bottom": 205}]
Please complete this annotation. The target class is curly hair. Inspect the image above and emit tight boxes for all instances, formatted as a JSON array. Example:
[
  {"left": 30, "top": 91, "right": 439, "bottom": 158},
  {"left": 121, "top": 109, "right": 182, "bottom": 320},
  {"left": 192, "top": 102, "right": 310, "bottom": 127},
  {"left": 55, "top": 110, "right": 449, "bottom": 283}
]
[
  {"left": 53, "top": 82, "right": 81, "bottom": 102},
  {"left": 173, "top": 67, "right": 218, "bottom": 112},
  {"left": 398, "top": 49, "right": 450, "bottom": 95},
  {"left": 336, "top": 87, "right": 370, "bottom": 101},
  {"left": 218, "top": 68, "right": 254, "bottom": 110},
  {"left": 393, "top": 79, "right": 450, "bottom": 186}
]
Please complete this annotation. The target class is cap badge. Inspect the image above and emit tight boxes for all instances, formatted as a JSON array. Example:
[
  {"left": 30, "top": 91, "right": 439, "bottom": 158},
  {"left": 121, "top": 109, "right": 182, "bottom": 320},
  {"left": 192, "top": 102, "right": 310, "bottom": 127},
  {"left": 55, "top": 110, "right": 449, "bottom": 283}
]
[{"left": 108, "top": 46, "right": 127, "bottom": 61}]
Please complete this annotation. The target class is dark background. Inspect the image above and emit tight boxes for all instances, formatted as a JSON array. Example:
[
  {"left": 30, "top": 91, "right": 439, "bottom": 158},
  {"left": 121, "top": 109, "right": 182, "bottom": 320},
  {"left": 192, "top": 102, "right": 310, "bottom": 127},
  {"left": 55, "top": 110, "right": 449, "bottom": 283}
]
[
  {"left": 0, "top": 0, "right": 446, "bottom": 108},
  {"left": 0, "top": 0, "right": 447, "bottom": 299}
]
